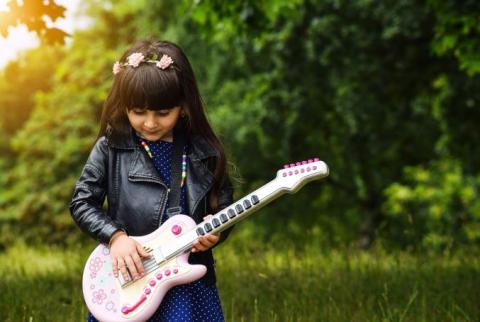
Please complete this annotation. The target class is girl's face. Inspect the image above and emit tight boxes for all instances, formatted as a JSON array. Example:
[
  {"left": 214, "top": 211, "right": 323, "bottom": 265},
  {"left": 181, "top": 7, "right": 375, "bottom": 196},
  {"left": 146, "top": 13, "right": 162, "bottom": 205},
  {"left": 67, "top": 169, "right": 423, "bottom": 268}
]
[{"left": 126, "top": 106, "right": 182, "bottom": 142}]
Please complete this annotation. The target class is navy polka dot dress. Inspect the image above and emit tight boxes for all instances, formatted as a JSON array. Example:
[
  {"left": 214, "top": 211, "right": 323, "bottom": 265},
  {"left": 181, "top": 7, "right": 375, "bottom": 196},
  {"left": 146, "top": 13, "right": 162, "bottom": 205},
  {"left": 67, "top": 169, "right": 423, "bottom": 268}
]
[{"left": 87, "top": 136, "right": 224, "bottom": 322}]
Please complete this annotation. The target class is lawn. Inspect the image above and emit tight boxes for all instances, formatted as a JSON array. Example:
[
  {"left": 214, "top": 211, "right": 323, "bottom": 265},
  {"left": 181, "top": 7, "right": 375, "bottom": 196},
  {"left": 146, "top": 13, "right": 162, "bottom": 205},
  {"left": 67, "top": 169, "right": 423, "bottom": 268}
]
[{"left": 1, "top": 236, "right": 478, "bottom": 322}]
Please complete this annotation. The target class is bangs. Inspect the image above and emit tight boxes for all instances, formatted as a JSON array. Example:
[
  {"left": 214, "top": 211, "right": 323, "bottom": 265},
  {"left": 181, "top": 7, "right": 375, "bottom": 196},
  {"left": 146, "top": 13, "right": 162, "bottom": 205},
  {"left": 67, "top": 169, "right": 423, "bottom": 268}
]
[{"left": 118, "top": 64, "right": 183, "bottom": 111}]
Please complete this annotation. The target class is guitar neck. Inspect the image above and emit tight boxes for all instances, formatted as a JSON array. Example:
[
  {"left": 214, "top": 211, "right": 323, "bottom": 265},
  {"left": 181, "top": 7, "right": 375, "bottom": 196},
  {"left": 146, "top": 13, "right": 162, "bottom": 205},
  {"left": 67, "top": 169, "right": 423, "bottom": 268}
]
[
  {"left": 207, "top": 179, "right": 283, "bottom": 235},
  {"left": 201, "top": 159, "right": 329, "bottom": 236},
  {"left": 159, "top": 160, "right": 329, "bottom": 261}
]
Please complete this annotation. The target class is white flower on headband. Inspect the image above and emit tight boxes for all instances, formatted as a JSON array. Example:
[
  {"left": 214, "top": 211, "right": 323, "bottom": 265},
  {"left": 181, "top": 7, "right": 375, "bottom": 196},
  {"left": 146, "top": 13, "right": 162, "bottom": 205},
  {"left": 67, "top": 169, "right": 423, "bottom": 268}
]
[
  {"left": 156, "top": 55, "right": 174, "bottom": 69},
  {"left": 112, "top": 52, "right": 174, "bottom": 74},
  {"left": 127, "top": 52, "right": 145, "bottom": 67},
  {"left": 112, "top": 61, "right": 121, "bottom": 74}
]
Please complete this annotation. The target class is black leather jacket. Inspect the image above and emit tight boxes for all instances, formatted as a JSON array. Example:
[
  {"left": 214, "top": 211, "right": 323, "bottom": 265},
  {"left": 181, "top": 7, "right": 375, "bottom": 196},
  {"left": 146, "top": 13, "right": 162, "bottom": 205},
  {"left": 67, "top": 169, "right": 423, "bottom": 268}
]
[{"left": 69, "top": 128, "right": 234, "bottom": 285}]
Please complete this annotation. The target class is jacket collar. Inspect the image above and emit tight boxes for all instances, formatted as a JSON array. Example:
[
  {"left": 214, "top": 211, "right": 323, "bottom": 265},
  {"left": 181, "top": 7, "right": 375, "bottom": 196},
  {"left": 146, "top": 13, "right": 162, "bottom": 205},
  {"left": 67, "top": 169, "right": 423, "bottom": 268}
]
[{"left": 106, "top": 126, "right": 218, "bottom": 161}]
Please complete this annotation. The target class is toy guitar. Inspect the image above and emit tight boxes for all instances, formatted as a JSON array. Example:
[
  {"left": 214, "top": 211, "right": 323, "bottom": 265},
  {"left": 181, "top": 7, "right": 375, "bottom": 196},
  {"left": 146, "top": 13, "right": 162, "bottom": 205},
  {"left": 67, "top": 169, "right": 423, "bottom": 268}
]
[{"left": 83, "top": 158, "right": 329, "bottom": 322}]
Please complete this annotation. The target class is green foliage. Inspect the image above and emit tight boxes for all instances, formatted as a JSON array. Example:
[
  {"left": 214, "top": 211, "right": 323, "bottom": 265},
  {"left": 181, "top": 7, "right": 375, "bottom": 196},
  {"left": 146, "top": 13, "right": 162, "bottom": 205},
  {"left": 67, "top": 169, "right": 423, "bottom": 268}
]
[
  {"left": 1, "top": 0, "right": 480, "bottom": 250},
  {"left": 429, "top": 0, "right": 480, "bottom": 75},
  {"left": 0, "top": 45, "right": 64, "bottom": 138},
  {"left": 180, "top": 0, "right": 445, "bottom": 246},
  {"left": 383, "top": 159, "right": 480, "bottom": 251},
  {"left": 0, "top": 0, "right": 149, "bottom": 246}
]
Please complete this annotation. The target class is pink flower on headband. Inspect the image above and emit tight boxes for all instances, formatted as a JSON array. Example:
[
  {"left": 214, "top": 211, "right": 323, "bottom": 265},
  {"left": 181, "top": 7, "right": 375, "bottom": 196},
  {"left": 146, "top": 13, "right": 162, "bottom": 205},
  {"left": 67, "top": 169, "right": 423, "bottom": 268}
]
[
  {"left": 127, "top": 52, "right": 145, "bottom": 67},
  {"left": 112, "top": 61, "right": 121, "bottom": 75},
  {"left": 156, "top": 54, "right": 174, "bottom": 70}
]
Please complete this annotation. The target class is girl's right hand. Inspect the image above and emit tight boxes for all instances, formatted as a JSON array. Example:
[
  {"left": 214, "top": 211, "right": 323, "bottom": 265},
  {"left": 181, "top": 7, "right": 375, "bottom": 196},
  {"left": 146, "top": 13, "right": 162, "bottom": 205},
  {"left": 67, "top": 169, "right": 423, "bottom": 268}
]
[{"left": 109, "top": 232, "right": 150, "bottom": 281}]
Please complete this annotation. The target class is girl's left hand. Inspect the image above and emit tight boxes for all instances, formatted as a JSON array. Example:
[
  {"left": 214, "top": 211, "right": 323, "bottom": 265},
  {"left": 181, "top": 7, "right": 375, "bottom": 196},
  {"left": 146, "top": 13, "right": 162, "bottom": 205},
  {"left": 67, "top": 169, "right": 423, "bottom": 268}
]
[{"left": 191, "top": 215, "right": 220, "bottom": 252}]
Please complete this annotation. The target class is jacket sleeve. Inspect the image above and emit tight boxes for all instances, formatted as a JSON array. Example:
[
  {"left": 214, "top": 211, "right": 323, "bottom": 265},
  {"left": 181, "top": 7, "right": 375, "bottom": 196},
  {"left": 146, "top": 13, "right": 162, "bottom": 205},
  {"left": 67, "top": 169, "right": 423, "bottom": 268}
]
[{"left": 69, "top": 137, "right": 124, "bottom": 245}]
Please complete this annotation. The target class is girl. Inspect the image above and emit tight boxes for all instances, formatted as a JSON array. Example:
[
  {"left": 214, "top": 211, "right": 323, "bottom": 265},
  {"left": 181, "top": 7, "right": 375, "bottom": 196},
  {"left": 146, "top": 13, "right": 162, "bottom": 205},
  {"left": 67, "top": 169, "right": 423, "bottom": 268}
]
[{"left": 70, "top": 39, "right": 234, "bottom": 322}]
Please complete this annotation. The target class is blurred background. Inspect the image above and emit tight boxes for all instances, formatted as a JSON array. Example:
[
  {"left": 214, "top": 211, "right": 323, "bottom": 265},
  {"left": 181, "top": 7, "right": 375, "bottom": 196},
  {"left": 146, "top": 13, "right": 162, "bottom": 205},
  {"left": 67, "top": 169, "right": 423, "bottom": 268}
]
[{"left": 0, "top": 0, "right": 479, "bottom": 321}]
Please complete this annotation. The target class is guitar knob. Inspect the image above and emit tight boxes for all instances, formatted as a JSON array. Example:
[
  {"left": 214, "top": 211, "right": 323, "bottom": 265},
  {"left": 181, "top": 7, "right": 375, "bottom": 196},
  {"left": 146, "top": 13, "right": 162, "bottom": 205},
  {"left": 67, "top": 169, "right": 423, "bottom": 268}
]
[
  {"left": 171, "top": 225, "right": 182, "bottom": 235},
  {"left": 156, "top": 272, "right": 163, "bottom": 280},
  {"left": 144, "top": 288, "right": 151, "bottom": 295},
  {"left": 149, "top": 279, "right": 156, "bottom": 287}
]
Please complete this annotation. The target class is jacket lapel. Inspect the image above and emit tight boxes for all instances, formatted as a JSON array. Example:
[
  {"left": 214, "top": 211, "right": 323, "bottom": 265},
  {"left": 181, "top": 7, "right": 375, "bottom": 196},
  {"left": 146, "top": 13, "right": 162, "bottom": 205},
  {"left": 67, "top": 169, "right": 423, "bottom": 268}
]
[{"left": 128, "top": 149, "right": 166, "bottom": 186}]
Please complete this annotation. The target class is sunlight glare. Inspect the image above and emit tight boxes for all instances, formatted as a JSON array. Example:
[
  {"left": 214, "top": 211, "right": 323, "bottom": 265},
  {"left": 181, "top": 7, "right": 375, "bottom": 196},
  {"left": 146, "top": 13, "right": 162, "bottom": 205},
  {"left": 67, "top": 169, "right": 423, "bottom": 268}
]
[
  {"left": 0, "top": 0, "right": 90, "bottom": 69},
  {"left": 0, "top": 26, "right": 39, "bottom": 69}
]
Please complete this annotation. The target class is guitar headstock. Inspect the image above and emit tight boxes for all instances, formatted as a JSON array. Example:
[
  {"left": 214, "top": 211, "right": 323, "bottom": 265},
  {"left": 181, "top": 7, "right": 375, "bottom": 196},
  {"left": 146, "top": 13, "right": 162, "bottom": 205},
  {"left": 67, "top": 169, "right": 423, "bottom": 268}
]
[{"left": 276, "top": 158, "right": 329, "bottom": 192}]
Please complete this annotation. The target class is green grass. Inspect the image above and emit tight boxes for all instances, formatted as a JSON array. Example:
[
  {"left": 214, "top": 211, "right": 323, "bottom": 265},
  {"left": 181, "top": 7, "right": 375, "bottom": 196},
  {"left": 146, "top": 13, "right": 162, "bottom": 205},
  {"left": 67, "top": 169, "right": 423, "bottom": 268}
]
[{"left": 0, "top": 237, "right": 479, "bottom": 322}]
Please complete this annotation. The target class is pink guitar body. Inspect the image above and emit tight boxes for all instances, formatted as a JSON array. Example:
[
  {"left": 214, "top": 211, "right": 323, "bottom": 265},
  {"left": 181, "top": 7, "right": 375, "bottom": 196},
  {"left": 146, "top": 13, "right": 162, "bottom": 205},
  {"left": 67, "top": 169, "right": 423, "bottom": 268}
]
[
  {"left": 82, "top": 158, "right": 329, "bottom": 322},
  {"left": 83, "top": 215, "right": 206, "bottom": 322}
]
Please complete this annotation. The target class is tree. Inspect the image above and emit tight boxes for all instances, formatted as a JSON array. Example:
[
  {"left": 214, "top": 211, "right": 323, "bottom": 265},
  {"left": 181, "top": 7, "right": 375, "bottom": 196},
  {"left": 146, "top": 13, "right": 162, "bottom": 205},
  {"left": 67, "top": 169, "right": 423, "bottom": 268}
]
[{"left": 0, "top": 0, "right": 69, "bottom": 45}]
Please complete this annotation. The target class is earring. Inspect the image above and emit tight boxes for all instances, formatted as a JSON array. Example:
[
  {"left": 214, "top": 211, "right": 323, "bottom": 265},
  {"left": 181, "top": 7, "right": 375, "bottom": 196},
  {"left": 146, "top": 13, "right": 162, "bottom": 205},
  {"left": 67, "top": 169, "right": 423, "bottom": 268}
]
[{"left": 181, "top": 111, "right": 186, "bottom": 118}]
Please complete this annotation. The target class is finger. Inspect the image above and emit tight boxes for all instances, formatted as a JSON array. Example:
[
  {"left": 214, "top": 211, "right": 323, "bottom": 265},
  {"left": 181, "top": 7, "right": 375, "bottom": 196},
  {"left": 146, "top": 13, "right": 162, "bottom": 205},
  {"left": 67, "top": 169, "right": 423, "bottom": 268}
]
[
  {"left": 137, "top": 243, "right": 151, "bottom": 258},
  {"left": 124, "top": 255, "right": 139, "bottom": 280},
  {"left": 199, "top": 235, "right": 218, "bottom": 247},
  {"left": 191, "top": 238, "right": 207, "bottom": 252},
  {"left": 112, "top": 257, "right": 119, "bottom": 278},
  {"left": 118, "top": 258, "right": 130, "bottom": 281},
  {"left": 131, "top": 253, "right": 145, "bottom": 276},
  {"left": 205, "top": 234, "right": 220, "bottom": 243},
  {"left": 195, "top": 237, "right": 214, "bottom": 251}
]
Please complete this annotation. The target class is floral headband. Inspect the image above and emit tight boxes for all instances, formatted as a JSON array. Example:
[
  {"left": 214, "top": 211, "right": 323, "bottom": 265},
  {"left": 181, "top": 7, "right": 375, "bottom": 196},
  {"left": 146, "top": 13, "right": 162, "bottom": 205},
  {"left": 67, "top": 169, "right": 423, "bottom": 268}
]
[{"left": 112, "top": 52, "right": 174, "bottom": 75}]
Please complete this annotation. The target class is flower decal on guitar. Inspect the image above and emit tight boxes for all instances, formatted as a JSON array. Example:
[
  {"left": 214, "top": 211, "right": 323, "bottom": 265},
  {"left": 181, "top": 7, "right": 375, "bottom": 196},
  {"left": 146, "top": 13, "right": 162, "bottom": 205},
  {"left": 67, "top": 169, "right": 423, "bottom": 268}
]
[
  {"left": 89, "top": 256, "right": 104, "bottom": 279},
  {"left": 89, "top": 257, "right": 103, "bottom": 272},
  {"left": 102, "top": 246, "right": 110, "bottom": 256},
  {"left": 105, "top": 300, "right": 116, "bottom": 312},
  {"left": 92, "top": 289, "right": 107, "bottom": 305}
]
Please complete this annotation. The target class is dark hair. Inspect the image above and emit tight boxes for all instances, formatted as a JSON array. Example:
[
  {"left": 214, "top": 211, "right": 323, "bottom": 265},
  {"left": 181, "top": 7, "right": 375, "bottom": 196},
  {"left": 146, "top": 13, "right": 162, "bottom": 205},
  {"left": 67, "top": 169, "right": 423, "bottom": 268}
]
[{"left": 98, "top": 39, "right": 227, "bottom": 210}]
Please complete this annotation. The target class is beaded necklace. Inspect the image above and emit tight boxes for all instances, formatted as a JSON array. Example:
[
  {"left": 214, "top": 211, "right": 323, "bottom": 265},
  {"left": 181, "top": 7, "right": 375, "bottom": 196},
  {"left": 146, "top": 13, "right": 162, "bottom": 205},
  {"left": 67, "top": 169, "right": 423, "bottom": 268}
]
[{"left": 140, "top": 139, "right": 187, "bottom": 188}]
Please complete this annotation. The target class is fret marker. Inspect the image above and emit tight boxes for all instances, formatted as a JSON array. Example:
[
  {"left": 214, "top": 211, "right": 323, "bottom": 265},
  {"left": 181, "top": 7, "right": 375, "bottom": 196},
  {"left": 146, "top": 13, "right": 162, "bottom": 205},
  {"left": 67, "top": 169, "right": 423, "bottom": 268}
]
[
  {"left": 235, "top": 204, "right": 244, "bottom": 214},
  {"left": 220, "top": 213, "right": 228, "bottom": 223},
  {"left": 196, "top": 227, "right": 205, "bottom": 236},
  {"left": 204, "top": 223, "right": 213, "bottom": 232},
  {"left": 243, "top": 199, "right": 252, "bottom": 209},
  {"left": 227, "top": 209, "right": 236, "bottom": 219}
]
